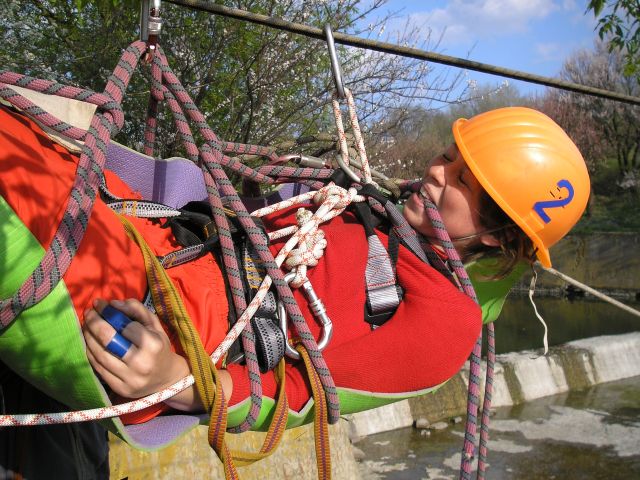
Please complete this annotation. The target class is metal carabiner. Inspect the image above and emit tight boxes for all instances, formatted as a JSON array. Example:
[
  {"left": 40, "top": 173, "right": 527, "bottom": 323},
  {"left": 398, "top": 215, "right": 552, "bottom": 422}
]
[
  {"left": 140, "top": 0, "right": 162, "bottom": 61},
  {"left": 276, "top": 153, "right": 328, "bottom": 169},
  {"left": 278, "top": 272, "right": 334, "bottom": 359},
  {"left": 325, "top": 24, "right": 346, "bottom": 100}
]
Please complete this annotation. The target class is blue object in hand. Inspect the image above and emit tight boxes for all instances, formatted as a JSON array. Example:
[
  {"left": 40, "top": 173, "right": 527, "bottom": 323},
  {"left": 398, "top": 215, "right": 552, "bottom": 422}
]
[
  {"left": 101, "top": 305, "right": 133, "bottom": 334},
  {"left": 101, "top": 305, "right": 134, "bottom": 359}
]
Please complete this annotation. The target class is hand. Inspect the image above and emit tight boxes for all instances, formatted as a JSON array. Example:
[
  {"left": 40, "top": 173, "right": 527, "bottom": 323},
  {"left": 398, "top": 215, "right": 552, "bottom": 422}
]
[{"left": 82, "top": 298, "right": 191, "bottom": 400}]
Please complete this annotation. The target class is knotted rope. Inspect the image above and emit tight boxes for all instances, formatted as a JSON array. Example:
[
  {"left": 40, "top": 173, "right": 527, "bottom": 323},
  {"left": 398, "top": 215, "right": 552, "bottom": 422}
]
[{"left": 0, "top": 41, "right": 340, "bottom": 429}]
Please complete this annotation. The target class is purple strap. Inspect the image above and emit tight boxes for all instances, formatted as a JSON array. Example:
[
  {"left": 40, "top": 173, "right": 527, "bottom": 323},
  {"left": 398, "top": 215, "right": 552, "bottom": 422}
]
[
  {"left": 106, "top": 142, "right": 311, "bottom": 211},
  {"left": 106, "top": 142, "right": 207, "bottom": 208}
]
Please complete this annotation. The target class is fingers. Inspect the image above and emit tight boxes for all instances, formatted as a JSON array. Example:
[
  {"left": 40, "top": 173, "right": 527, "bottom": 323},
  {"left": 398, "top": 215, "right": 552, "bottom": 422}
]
[
  {"left": 100, "top": 299, "right": 170, "bottom": 355},
  {"left": 83, "top": 310, "right": 131, "bottom": 384},
  {"left": 82, "top": 298, "right": 180, "bottom": 399},
  {"left": 83, "top": 306, "right": 130, "bottom": 361},
  {"left": 105, "top": 299, "right": 164, "bottom": 333},
  {"left": 84, "top": 336, "right": 128, "bottom": 393}
]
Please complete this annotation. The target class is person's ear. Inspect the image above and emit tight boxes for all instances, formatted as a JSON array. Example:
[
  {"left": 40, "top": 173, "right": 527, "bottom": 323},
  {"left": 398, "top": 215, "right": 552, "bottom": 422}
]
[{"left": 479, "top": 234, "right": 501, "bottom": 247}]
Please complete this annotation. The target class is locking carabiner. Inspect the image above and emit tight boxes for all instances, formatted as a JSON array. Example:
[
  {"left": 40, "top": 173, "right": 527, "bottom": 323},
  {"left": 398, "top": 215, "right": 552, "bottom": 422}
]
[{"left": 278, "top": 272, "right": 334, "bottom": 360}]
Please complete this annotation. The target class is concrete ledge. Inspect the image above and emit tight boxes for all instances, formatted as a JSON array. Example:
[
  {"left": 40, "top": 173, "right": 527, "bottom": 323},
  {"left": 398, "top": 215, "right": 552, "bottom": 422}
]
[{"left": 350, "top": 332, "right": 640, "bottom": 437}]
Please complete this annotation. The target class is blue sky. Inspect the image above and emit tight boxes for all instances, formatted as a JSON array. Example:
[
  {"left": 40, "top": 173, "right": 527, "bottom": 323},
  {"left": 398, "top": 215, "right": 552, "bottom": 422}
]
[{"left": 365, "top": 0, "right": 601, "bottom": 97}]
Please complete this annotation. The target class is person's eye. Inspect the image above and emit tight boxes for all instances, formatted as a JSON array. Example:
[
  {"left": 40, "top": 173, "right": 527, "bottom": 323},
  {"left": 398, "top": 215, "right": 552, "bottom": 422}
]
[
  {"left": 442, "top": 153, "right": 453, "bottom": 163},
  {"left": 458, "top": 172, "right": 467, "bottom": 187}
]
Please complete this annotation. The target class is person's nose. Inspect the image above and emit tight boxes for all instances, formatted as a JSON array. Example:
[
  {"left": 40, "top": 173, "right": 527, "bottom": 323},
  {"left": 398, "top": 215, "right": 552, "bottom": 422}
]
[{"left": 428, "top": 158, "right": 447, "bottom": 187}]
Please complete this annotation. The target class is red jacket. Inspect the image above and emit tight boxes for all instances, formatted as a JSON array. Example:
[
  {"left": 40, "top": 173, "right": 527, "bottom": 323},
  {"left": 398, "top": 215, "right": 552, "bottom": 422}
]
[{"left": 227, "top": 206, "right": 482, "bottom": 410}]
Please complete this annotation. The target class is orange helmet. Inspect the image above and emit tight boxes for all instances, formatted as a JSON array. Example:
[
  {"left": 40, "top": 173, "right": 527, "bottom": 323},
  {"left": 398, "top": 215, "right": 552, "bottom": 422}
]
[{"left": 452, "top": 107, "right": 590, "bottom": 268}]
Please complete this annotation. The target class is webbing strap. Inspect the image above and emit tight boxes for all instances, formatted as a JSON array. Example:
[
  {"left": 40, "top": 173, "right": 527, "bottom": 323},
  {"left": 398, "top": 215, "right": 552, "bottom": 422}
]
[
  {"left": 230, "top": 359, "right": 289, "bottom": 467},
  {"left": 382, "top": 201, "right": 429, "bottom": 263},
  {"left": 118, "top": 216, "right": 235, "bottom": 477},
  {"left": 365, "top": 234, "right": 400, "bottom": 314},
  {"left": 106, "top": 198, "right": 181, "bottom": 218},
  {"left": 296, "top": 344, "right": 332, "bottom": 480},
  {"left": 351, "top": 201, "right": 401, "bottom": 322},
  {"left": 119, "top": 216, "right": 218, "bottom": 407}
]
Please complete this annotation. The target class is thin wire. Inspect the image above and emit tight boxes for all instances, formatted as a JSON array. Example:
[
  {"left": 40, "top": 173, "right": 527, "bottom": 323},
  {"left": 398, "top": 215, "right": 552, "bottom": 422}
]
[
  {"left": 167, "top": 0, "right": 640, "bottom": 106},
  {"left": 540, "top": 263, "right": 640, "bottom": 319}
]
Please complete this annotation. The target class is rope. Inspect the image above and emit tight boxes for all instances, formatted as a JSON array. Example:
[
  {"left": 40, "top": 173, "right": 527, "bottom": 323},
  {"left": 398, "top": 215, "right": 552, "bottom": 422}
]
[
  {"left": 1, "top": 31, "right": 506, "bottom": 480},
  {"left": 421, "top": 197, "right": 493, "bottom": 480},
  {"left": 166, "top": 0, "right": 640, "bottom": 106},
  {"left": 124, "top": 50, "right": 264, "bottom": 432},
  {"left": 0, "top": 40, "right": 340, "bottom": 430},
  {"left": 331, "top": 88, "right": 373, "bottom": 185},
  {"left": 0, "top": 41, "right": 145, "bottom": 328},
  {"left": 541, "top": 264, "right": 640, "bottom": 319}
]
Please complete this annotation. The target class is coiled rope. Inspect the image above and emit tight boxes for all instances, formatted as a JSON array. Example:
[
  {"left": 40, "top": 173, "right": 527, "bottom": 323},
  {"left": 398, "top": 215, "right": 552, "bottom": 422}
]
[{"left": 0, "top": 41, "right": 339, "bottom": 428}]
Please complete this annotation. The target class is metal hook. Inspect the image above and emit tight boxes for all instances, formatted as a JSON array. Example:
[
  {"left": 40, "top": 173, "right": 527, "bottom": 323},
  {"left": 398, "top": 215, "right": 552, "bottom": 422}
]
[
  {"left": 140, "top": 0, "right": 162, "bottom": 59},
  {"left": 325, "top": 24, "right": 346, "bottom": 99},
  {"left": 278, "top": 272, "right": 334, "bottom": 360}
]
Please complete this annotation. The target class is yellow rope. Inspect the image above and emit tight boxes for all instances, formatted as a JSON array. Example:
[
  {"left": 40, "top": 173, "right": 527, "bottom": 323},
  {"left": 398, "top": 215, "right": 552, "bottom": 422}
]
[
  {"left": 296, "top": 344, "right": 332, "bottom": 480},
  {"left": 119, "top": 215, "right": 292, "bottom": 477}
]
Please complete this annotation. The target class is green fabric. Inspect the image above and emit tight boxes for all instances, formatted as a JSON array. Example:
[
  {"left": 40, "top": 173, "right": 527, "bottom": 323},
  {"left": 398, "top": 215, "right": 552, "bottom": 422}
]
[
  {"left": 0, "top": 196, "right": 165, "bottom": 449},
  {"left": 0, "top": 196, "right": 107, "bottom": 411},
  {"left": 226, "top": 382, "right": 444, "bottom": 432},
  {"left": 466, "top": 258, "right": 528, "bottom": 324}
]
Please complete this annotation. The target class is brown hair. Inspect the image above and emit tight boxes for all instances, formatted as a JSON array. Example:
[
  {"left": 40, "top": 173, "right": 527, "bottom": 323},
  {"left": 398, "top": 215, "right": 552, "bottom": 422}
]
[{"left": 462, "top": 191, "right": 536, "bottom": 279}]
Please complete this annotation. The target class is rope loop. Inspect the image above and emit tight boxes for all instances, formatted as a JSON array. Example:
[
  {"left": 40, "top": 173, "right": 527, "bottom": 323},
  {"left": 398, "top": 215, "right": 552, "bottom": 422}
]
[
  {"left": 312, "top": 183, "right": 354, "bottom": 211},
  {"left": 331, "top": 87, "right": 373, "bottom": 186}
]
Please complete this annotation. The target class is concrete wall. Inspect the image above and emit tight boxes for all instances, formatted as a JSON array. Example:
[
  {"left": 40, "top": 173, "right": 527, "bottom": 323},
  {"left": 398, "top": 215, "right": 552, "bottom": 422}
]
[{"left": 110, "top": 418, "right": 362, "bottom": 480}]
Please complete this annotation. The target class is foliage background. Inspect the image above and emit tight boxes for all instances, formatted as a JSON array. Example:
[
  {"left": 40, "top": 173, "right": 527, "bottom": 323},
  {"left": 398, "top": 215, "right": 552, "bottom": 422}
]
[{"left": 1, "top": 0, "right": 638, "bottom": 232}]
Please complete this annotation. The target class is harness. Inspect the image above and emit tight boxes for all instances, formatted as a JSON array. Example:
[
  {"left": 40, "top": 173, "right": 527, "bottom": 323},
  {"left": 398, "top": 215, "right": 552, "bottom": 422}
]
[{"left": 0, "top": 37, "right": 497, "bottom": 480}]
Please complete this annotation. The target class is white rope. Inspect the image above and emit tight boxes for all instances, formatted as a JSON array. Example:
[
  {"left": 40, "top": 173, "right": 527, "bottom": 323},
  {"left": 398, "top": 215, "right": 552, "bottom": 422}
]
[
  {"left": 0, "top": 184, "right": 366, "bottom": 426},
  {"left": 540, "top": 264, "right": 640, "bottom": 319},
  {"left": 528, "top": 269, "right": 549, "bottom": 355},
  {"left": 331, "top": 88, "right": 374, "bottom": 185}
]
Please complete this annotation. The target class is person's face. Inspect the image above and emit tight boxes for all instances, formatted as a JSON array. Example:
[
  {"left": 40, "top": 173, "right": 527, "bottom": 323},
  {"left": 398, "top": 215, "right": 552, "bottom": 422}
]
[{"left": 403, "top": 143, "right": 498, "bottom": 249}]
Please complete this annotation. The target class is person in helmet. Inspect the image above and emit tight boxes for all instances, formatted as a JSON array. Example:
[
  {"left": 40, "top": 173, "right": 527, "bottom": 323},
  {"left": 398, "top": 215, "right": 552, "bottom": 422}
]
[
  {"left": 404, "top": 106, "right": 590, "bottom": 274},
  {"left": 79, "top": 107, "right": 590, "bottom": 423},
  {"left": 0, "top": 104, "right": 590, "bottom": 429}
]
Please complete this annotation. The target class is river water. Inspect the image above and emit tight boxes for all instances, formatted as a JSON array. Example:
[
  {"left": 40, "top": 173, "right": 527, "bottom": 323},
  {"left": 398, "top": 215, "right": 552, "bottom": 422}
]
[
  {"left": 356, "top": 376, "right": 640, "bottom": 479},
  {"left": 495, "top": 294, "right": 640, "bottom": 354},
  {"left": 355, "top": 295, "right": 640, "bottom": 479}
]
